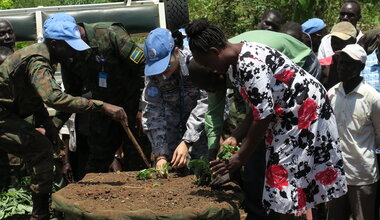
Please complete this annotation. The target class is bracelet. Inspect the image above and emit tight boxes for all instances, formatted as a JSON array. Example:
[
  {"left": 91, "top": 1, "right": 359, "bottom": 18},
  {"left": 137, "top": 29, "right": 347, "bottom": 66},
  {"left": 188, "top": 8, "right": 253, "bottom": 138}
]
[
  {"left": 114, "top": 154, "right": 122, "bottom": 160},
  {"left": 156, "top": 156, "right": 166, "bottom": 162}
]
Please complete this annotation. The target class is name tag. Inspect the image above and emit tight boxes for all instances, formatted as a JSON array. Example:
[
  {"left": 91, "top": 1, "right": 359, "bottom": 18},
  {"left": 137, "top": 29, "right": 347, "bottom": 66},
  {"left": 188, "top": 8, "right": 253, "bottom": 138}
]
[{"left": 98, "top": 72, "right": 107, "bottom": 88}]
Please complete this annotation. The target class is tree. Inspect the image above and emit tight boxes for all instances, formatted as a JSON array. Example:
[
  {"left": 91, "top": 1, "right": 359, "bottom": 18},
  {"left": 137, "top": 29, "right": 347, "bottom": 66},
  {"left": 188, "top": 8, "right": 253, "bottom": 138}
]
[{"left": 188, "top": 0, "right": 380, "bottom": 38}]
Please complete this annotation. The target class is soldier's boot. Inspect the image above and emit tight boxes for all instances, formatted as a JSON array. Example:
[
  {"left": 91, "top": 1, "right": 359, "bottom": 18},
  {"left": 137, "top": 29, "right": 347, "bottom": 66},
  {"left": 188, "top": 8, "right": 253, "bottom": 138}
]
[{"left": 30, "top": 193, "right": 50, "bottom": 220}]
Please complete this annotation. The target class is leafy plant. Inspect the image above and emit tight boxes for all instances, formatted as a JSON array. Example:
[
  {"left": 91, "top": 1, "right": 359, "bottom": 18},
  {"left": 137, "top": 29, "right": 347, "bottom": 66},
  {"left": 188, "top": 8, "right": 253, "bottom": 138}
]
[
  {"left": 218, "top": 144, "right": 240, "bottom": 161},
  {"left": 136, "top": 163, "right": 172, "bottom": 180},
  {"left": 188, "top": 158, "right": 212, "bottom": 186},
  {"left": 0, "top": 176, "right": 32, "bottom": 219},
  {"left": 157, "top": 163, "right": 171, "bottom": 179}
]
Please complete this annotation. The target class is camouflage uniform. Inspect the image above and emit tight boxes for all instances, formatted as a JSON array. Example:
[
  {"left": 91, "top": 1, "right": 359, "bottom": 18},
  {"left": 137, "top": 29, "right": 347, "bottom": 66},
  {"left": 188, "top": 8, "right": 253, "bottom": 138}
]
[
  {"left": 0, "top": 43, "right": 103, "bottom": 218},
  {"left": 59, "top": 22, "right": 147, "bottom": 172},
  {"left": 142, "top": 48, "right": 208, "bottom": 160}
]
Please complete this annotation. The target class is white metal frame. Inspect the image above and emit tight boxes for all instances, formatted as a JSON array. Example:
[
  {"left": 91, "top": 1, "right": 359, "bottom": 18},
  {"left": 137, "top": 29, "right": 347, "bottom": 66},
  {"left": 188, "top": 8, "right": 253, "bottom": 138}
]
[{"left": 0, "top": 1, "right": 166, "bottom": 41}]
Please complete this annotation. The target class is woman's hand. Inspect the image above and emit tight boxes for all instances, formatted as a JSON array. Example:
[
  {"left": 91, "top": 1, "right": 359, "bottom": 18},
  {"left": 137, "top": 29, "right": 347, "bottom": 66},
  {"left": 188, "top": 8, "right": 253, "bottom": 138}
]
[
  {"left": 210, "top": 152, "right": 243, "bottom": 176},
  {"left": 155, "top": 156, "right": 168, "bottom": 170},
  {"left": 171, "top": 141, "right": 189, "bottom": 169}
]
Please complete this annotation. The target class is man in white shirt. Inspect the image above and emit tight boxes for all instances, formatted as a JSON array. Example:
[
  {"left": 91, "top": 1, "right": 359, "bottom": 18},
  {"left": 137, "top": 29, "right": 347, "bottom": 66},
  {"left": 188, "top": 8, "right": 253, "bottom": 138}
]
[{"left": 327, "top": 44, "right": 380, "bottom": 220}]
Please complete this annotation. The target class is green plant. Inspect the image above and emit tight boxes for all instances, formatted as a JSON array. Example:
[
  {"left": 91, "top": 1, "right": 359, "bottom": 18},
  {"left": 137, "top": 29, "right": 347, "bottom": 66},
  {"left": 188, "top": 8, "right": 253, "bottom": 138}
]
[
  {"left": 0, "top": 176, "right": 32, "bottom": 219},
  {"left": 157, "top": 163, "right": 171, "bottom": 178},
  {"left": 188, "top": 158, "right": 212, "bottom": 186},
  {"left": 218, "top": 144, "right": 240, "bottom": 161},
  {"left": 136, "top": 163, "right": 172, "bottom": 180}
]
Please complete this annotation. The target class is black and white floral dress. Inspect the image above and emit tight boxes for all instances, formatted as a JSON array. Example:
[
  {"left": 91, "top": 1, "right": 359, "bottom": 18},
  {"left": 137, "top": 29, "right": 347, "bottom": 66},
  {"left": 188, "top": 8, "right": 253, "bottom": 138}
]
[{"left": 229, "top": 42, "right": 347, "bottom": 214}]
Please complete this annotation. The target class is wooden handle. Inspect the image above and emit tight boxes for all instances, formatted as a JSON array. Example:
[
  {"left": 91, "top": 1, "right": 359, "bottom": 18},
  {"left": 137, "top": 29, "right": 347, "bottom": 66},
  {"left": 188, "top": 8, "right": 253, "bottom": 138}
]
[{"left": 121, "top": 119, "right": 151, "bottom": 168}]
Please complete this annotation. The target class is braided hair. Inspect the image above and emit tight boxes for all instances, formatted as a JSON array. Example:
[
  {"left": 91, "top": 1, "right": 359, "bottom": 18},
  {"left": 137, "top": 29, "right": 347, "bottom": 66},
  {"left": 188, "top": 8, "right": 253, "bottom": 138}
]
[
  {"left": 185, "top": 18, "right": 227, "bottom": 54},
  {"left": 171, "top": 29, "right": 185, "bottom": 49}
]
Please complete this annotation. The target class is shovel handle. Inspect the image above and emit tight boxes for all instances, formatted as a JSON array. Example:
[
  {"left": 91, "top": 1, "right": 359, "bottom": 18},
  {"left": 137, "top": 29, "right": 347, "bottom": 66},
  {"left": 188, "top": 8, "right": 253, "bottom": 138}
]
[{"left": 121, "top": 119, "right": 151, "bottom": 168}]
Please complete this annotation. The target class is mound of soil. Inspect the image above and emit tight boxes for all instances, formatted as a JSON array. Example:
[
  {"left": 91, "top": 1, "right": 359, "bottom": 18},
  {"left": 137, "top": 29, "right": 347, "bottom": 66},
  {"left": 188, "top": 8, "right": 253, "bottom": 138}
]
[{"left": 52, "top": 172, "right": 243, "bottom": 219}]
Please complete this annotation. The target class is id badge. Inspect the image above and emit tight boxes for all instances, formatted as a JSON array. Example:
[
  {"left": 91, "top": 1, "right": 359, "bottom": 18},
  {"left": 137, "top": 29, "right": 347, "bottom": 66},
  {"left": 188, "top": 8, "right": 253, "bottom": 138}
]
[{"left": 98, "top": 72, "right": 107, "bottom": 88}]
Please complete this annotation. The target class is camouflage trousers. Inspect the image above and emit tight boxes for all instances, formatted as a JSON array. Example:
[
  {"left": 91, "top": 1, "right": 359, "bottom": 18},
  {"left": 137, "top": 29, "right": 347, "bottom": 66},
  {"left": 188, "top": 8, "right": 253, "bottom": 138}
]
[{"left": 0, "top": 112, "right": 53, "bottom": 195}]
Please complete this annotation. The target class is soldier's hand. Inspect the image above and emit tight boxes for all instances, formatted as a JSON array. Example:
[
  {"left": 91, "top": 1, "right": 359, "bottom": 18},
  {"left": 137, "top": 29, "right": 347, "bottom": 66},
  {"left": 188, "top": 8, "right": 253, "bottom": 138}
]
[
  {"left": 171, "top": 141, "right": 189, "bottom": 169},
  {"left": 102, "top": 103, "right": 127, "bottom": 122},
  {"left": 35, "top": 127, "right": 46, "bottom": 135}
]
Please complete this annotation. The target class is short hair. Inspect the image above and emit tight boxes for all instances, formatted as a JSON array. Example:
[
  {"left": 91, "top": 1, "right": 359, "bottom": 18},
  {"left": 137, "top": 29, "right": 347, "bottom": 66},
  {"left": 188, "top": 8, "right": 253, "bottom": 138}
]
[
  {"left": 280, "top": 21, "right": 303, "bottom": 41},
  {"left": 185, "top": 18, "right": 227, "bottom": 54},
  {"left": 261, "top": 9, "right": 284, "bottom": 24},
  {"left": 342, "top": 0, "right": 361, "bottom": 15},
  {"left": 0, "top": 19, "right": 13, "bottom": 28}
]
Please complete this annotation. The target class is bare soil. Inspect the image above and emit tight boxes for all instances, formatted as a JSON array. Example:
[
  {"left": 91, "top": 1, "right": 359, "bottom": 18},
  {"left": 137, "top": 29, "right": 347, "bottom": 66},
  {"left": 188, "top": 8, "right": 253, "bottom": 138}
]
[{"left": 53, "top": 171, "right": 243, "bottom": 217}]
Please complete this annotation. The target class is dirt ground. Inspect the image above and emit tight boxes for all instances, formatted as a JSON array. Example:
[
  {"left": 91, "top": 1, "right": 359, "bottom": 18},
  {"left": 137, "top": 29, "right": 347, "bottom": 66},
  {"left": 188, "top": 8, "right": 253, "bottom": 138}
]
[{"left": 52, "top": 171, "right": 244, "bottom": 218}]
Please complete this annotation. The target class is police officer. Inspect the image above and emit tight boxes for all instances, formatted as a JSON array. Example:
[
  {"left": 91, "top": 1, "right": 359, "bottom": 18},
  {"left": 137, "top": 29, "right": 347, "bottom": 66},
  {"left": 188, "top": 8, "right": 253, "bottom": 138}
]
[
  {"left": 57, "top": 21, "right": 147, "bottom": 173},
  {"left": 142, "top": 28, "right": 208, "bottom": 170},
  {"left": 0, "top": 13, "right": 126, "bottom": 219}
]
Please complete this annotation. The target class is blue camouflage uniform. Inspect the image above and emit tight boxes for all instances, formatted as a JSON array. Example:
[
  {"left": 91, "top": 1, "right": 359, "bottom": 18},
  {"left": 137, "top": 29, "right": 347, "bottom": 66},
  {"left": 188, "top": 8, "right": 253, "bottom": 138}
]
[{"left": 142, "top": 48, "right": 208, "bottom": 160}]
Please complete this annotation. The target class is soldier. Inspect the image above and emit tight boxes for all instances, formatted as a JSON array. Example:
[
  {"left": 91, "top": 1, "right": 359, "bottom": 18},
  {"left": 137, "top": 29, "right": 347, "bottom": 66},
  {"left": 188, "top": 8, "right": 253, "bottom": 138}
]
[
  {"left": 0, "top": 13, "right": 126, "bottom": 219},
  {"left": 142, "top": 28, "right": 208, "bottom": 169},
  {"left": 58, "top": 21, "right": 147, "bottom": 173}
]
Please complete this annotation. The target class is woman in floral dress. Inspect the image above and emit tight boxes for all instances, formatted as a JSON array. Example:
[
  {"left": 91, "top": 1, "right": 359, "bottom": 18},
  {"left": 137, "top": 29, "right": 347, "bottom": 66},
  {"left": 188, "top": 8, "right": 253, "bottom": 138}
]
[{"left": 186, "top": 18, "right": 347, "bottom": 217}]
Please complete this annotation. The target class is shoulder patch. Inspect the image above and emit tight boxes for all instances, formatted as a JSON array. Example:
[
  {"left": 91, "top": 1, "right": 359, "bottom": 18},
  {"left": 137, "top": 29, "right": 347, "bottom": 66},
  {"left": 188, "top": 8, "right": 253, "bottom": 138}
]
[
  {"left": 130, "top": 47, "right": 144, "bottom": 64},
  {"left": 147, "top": 86, "right": 159, "bottom": 97}
]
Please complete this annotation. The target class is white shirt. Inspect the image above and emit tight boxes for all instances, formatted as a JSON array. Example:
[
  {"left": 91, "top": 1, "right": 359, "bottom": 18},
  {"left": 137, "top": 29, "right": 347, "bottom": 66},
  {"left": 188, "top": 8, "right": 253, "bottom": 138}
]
[
  {"left": 328, "top": 81, "right": 380, "bottom": 185},
  {"left": 318, "top": 34, "right": 334, "bottom": 59},
  {"left": 317, "top": 30, "right": 364, "bottom": 59}
]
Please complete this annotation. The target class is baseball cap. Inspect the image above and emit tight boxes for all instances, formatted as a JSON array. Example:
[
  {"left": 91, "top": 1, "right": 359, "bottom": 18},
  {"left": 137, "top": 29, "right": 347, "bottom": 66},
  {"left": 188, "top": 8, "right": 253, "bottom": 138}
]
[
  {"left": 330, "top": 21, "right": 357, "bottom": 41},
  {"left": 43, "top": 13, "right": 90, "bottom": 51},
  {"left": 144, "top": 28, "right": 174, "bottom": 76},
  {"left": 336, "top": 44, "right": 367, "bottom": 64},
  {"left": 302, "top": 18, "right": 326, "bottom": 34}
]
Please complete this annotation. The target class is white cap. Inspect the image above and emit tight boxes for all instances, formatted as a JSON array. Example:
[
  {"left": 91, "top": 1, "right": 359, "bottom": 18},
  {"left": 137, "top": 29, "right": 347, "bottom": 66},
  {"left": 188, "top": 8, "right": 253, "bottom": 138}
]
[{"left": 338, "top": 44, "right": 367, "bottom": 64}]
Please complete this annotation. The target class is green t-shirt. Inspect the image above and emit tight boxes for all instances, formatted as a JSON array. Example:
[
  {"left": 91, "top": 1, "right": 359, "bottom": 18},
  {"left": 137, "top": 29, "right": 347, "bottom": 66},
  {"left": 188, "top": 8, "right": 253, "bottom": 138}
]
[
  {"left": 206, "top": 30, "right": 312, "bottom": 150},
  {"left": 229, "top": 30, "right": 311, "bottom": 67}
]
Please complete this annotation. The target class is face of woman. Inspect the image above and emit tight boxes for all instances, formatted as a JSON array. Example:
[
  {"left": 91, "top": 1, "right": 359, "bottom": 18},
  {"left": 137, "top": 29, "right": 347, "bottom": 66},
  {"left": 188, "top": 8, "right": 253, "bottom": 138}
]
[
  {"left": 162, "top": 49, "right": 180, "bottom": 78},
  {"left": 192, "top": 50, "right": 230, "bottom": 74}
]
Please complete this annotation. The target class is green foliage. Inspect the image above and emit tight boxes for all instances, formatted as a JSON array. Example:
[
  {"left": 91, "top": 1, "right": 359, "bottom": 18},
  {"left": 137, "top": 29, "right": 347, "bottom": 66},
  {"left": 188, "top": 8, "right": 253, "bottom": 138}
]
[
  {"left": 218, "top": 144, "right": 240, "bottom": 161},
  {"left": 136, "top": 168, "right": 156, "bottom": 179},
  {"left": 188, "top": 158, "right": 212, "bottom": 186},
  {"left": 136, "top": 163, "right": 172, "bottom": 180},
  {"left": 0, "top": 177, "right": 32, "bottom": 219},
  {"left": 0, "top": 0, "right": 13, "bottom": 9},
  {"left": 189, "top": 0, "right": 380, "bottom": 37},
  {"left": 15, "top": 42, "right": 33, "bottom": 50}
]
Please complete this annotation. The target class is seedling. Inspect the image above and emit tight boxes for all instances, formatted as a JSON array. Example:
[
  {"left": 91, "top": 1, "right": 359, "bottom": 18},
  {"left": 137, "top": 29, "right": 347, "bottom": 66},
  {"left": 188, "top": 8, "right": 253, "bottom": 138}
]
[
  {"left": 157, "top": 163, "right": 172, "bottom": 178},
  {"left": 188, "top": 158, "right": 212, "bottom": 186},
  {"left": 218, "top": 144, "right": 240, "bottom": 161},
  {"left": 136, "top": 163, "right": 172, "bottom": 180},
  {"left": 136, "top": 168, "right": 157, "bottom": 180}
]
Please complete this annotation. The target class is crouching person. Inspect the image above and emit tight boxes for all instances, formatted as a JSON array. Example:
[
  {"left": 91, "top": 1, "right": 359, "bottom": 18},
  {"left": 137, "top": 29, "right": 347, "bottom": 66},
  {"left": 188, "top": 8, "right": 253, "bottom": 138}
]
[
  {"left": 0, "top": 13, "right": 127, "bottom": 220},
  {"left": 142, "top": 28, "right": 208, "bottom": 170}
]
